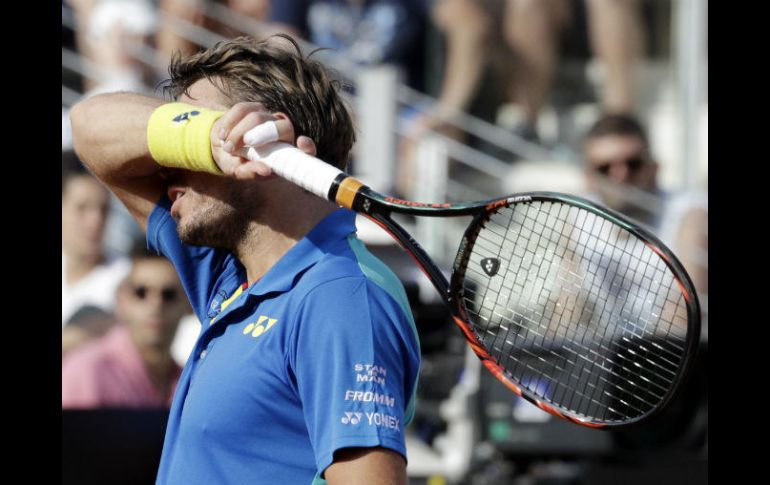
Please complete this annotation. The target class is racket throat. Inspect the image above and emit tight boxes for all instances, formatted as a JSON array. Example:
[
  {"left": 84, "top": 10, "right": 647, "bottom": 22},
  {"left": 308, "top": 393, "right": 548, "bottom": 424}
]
[{"left": 330, "top": 175, "right": 366, "bottom": 210}]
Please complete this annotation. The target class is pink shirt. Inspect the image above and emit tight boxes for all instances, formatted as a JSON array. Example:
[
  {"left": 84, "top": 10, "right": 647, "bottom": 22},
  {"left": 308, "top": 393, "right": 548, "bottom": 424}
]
[{"left": 62, "top": 325, "right": 182, "bottom": 409}]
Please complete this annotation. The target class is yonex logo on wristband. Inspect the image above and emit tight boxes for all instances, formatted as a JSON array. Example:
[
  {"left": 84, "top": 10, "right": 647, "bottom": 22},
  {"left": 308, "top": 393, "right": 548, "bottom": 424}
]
[{"left": 172, "top": 111, "right": 201, "bottom": 124}]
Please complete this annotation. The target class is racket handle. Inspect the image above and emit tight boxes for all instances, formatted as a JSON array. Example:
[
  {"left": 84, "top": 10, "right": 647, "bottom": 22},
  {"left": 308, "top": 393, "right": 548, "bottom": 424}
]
[{"left": 246, "top": 142, "right": 344, "bottom": 201}]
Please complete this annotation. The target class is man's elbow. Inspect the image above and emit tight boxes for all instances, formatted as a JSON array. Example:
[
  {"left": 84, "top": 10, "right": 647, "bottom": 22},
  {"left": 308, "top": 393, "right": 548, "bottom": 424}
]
[{"left": 69, "top": 97, "right": 97, "bottom": 169}]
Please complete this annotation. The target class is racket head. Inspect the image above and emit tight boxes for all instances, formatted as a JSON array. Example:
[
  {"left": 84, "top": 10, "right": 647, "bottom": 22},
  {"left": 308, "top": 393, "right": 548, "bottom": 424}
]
[{"left": 449, "top": 192, "right": 700, "bottom": 429}]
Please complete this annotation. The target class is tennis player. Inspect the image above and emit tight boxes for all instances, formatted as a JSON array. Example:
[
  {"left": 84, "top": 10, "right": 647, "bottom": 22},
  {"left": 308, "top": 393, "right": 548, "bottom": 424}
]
[{"left": 70, "top": 35, "right": 420, "bottom": 485}]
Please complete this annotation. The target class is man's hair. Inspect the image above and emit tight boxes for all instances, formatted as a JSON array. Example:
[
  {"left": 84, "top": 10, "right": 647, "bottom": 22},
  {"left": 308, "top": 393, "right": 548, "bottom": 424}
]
[
  {"left": 65, "top": 305, "right": 113, "bottom": 328},
  {"left": 585, "top": 114, "right": 649, "bottom": 147},
  {"left": 164, "top": 34, "right": 355, "bottom": 170}
]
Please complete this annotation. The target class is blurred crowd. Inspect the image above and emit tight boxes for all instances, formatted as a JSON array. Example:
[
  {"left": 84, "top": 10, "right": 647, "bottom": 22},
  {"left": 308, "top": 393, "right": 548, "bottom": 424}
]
[{"left": 62, "top": 0, "right": 707, "bottom": 410}]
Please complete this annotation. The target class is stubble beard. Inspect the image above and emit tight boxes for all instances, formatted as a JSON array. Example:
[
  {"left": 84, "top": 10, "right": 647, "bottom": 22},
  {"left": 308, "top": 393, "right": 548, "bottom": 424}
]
[{"left": 176, "top": 197, "right": 252, "bottom": 250}]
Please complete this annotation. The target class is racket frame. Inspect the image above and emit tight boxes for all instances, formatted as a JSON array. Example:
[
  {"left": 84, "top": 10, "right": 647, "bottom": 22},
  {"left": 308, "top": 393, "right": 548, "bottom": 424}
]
[{"left": 344, "top": 186, "right": 701, "bottom": 429}]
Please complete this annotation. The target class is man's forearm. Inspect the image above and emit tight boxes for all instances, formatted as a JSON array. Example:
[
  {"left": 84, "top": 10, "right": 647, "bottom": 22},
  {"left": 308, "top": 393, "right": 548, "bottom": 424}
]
[
  {"left": 68, "top": 93, "right": 305, "bottom": 231},
  {"left": 70, "top": 92, "right": 165, "bottom": 182},
  {"left": 70, "top": 92, "right": 171, "bottom": 231}
]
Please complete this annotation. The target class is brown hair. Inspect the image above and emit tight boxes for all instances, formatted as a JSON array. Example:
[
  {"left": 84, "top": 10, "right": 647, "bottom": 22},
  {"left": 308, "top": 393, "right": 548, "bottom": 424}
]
[
  {"left": 164, "top": 34, "right": 355, "bottom": 170},
  {"left": 585, "top": 114, "right": 649, "bottom": 148}
]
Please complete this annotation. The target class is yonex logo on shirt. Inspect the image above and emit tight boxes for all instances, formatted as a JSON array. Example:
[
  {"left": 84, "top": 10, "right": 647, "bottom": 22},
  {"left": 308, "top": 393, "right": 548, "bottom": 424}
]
[
  {"left": 340, "top": 411, "right": 400, "bottom": 431},
  {"left": 365, "top": 412, "right": 400, "bottom": 431},
  {"left": 341, "top": 412, "right": 362, "bottom": 425},
  {"left": 243, "top": 316, "right": 278, "bottom": 338}
]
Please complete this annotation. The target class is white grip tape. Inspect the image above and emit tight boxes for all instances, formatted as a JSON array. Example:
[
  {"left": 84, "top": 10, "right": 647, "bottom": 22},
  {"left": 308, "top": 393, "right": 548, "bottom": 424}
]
[{"left": 246, "top": 142, "right": 344, "bottom": 200}]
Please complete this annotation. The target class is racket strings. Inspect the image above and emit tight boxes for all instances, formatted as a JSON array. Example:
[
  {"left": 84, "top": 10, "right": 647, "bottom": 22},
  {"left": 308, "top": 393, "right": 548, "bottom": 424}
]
[
  {"left": 460, "top": 201, "right": 689, "bottom": 423},
  {"left": 461, "top": 284, "right": 670, "bottom": 419},
  {"left": 460, "top": 292, "right": 664, "bottom": 417}
]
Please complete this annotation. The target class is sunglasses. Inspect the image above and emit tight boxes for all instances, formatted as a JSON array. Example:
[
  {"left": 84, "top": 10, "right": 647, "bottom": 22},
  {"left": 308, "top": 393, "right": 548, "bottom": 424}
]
[
  {"left": 131, "top": 285, "right": 180, "bottom": 304},
  {"left": 593, "top": 155, "right": 647, "bottom": 175}
]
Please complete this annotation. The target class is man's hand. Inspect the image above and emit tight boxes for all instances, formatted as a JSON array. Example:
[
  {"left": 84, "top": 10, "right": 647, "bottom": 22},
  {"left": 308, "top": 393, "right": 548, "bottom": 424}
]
[{"left": 211, "top": 102, "right": 317, "bottom": 179}]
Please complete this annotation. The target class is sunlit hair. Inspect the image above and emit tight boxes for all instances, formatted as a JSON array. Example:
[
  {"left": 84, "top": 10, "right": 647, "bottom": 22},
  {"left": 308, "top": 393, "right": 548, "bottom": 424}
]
[{"left": 164, "top": 34, "right": 355, "bottom": 170}]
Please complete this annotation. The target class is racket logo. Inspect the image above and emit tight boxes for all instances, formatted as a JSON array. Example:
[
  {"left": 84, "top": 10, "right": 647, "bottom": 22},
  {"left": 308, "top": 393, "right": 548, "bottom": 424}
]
[
  {"left": 481, "top": 258, "right": 500, "bottom": 277},
  {"left": 383, "top": 197, "right": 451, "bottom": 208}
]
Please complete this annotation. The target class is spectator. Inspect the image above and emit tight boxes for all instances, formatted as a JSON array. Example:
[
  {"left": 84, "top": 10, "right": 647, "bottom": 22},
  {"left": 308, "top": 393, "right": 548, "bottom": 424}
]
[
  {"left": 658, "top": 190, "right": 708, "bottom": 297},
  {"left": 270, "top": 0, "right": 428, "bottom": 89},
  {"left": 582, "top": 113, "right": 660, "bottom": 225},
  {"left": 157, "top": 0, "right": 273, "bottom": 67},
  {"left": 62, "top": 247, "right": 188, "bottom": 409},
  {"left": 62, "top": 150, "right": 131, "bottom": 325},
  {"left": 66, "top": 0, "right": 158, "bottom": 95},
  {"left": 582, "top": 113, "right": 707, "bottom": 295},
  {"left": 416, "top": 0, "right": 644, "bottom": 143},
  {"left": 62, "top": 305, "right": 116, "bottom": 357}
]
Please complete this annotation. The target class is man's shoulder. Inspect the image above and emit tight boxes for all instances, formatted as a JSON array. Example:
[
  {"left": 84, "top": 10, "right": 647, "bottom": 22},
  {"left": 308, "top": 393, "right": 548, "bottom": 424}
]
[
  {"left": 297, "top": 237, "right": 413, "bottom": 319},
  {"left": 303, "top": 236, "right": 402, "bottom": 289}
]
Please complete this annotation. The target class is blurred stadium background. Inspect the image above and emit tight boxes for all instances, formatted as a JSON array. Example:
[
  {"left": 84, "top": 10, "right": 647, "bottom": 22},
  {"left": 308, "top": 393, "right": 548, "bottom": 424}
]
[{"left": 62, "top": 1, "right": 707, "bottom": 483}]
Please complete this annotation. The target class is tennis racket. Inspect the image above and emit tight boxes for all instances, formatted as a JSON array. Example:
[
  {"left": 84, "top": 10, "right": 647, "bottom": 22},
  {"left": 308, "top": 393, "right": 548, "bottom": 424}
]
[{"left": 247, "top": 142, "right": 701, "bottom": 429}]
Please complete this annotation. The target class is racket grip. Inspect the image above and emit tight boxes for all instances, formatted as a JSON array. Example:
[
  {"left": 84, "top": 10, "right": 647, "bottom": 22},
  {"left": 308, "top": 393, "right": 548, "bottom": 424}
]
[{"left": 246, "top": 142, "right": 344, "bottom": 201}]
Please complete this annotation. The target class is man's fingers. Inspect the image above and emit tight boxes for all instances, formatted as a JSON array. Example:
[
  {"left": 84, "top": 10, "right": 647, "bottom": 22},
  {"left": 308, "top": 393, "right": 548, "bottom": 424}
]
[
  {"left": 234, "top": 160, "right": 273, "bottom": 179},
  {"left": 211, "top": 104, "right": 305, "bottom": 178},
  {"left": 243, "top": 116, "right": 296, "bottom": 147},
  {"left": 224, "top": 112, "right": 274, "bottom": 153},
  {"left": 243, "top": 121, "right": 279, "bottom": 146},
  {"left": 237, "top": 133, "right": 316, "bottom": 178},
  {"left": 271, "top": 115, "right": 296, "bottom": 144},
  {"left": 214, "top": 102, "right": 268, "bottom": 141}
]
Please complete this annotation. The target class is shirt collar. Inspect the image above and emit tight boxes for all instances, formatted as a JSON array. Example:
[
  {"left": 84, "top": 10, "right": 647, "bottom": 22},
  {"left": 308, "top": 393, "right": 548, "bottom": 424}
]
[{"left": 242, "top": 208, "right": 356, "bottom": 300}]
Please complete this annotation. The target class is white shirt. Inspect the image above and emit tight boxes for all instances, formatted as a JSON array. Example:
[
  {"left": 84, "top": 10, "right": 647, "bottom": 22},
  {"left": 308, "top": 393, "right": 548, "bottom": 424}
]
[{"left": 62, "top": 252, "right": 131, "bottom": 326}]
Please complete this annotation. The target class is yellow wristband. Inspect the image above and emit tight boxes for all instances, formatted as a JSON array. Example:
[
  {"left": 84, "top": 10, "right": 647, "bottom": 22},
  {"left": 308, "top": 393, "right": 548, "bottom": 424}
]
[{"left": 147, "top": 103, "right": 225, "bottom": 174}]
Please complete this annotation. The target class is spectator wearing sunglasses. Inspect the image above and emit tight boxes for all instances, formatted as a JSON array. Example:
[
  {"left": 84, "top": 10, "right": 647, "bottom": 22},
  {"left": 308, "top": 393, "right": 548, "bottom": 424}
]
[
  {"left": 62, "top": 246, "right": 190, "bottom": 409},
  {"left": 583, "top": 113, "right": 661, "bottom": 227},
  {"left": 582, "top": 113, "right": 708, "bottom": 298}
]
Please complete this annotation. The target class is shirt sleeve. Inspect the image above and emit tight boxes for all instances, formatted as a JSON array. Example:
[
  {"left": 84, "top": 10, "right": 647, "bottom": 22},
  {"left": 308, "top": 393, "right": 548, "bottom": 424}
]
[
  {"left": 146, "top": 197, "right": 244, "bottom": 323},
  {"left": 288, "top": 276, "right": 420, "bottom": 476}
]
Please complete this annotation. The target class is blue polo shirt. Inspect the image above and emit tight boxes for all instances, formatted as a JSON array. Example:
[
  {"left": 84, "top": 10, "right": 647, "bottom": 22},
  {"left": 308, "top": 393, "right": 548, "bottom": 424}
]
[{"left": 147, "top": 199, "right": 420, "bottom": 485}]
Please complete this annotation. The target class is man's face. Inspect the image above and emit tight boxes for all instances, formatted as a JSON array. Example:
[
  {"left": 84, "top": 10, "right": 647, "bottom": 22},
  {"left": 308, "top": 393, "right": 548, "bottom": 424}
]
[
  {"left": 165, "top": 78, "right": 263, "bottom": 249},
  {"left": 584, "top": 134, "right": 658, "bottom": 212},
  {"left": 166, "top": 168, "right": 262, "bottom": 249},
  {"left": 62, "top": 175, "right": 110, "bottom": 259},
  {"left": 117, "top": 258, "right": 188, "bottom": 350}
]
